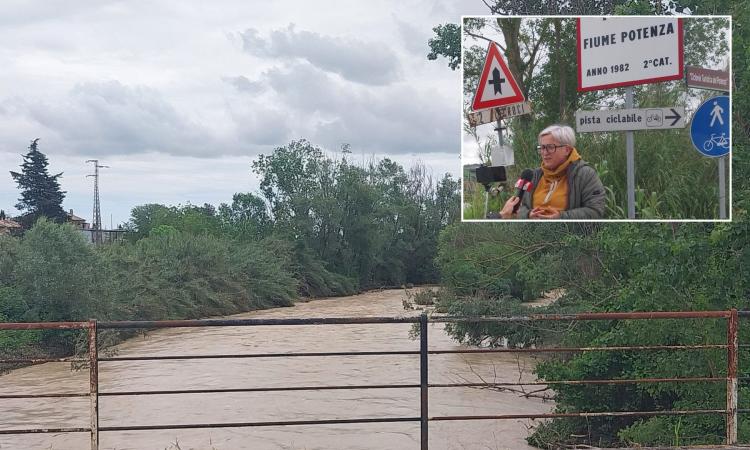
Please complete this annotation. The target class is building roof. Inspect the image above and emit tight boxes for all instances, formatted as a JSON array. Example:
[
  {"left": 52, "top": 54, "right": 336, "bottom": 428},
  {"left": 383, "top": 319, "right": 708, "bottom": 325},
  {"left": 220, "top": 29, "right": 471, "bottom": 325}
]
[
  {"left": 0, "top": 219, "right": 21, "bottom": 229},
  {"left": 67, "top": 209, "right": 86, "bottom": 222}
]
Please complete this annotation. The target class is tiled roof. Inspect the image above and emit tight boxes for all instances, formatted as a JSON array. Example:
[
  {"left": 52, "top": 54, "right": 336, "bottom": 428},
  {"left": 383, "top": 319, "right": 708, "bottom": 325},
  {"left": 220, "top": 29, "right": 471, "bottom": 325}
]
[{"left": 0, "top": 219, "right": 21, "bottom": 229}]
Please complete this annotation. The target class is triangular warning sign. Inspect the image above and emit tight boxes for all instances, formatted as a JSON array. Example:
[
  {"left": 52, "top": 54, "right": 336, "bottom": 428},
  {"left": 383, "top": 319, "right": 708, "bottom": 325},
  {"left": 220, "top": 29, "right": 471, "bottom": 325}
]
[{"left": 472, "top": 42, "right": 525, "bottom": 111}]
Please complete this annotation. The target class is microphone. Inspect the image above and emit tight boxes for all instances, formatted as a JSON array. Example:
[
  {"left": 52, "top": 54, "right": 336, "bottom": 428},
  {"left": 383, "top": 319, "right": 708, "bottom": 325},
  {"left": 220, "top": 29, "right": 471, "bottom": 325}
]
[{"left": 512, "top": 169, "right": 534, "bottom": 213}]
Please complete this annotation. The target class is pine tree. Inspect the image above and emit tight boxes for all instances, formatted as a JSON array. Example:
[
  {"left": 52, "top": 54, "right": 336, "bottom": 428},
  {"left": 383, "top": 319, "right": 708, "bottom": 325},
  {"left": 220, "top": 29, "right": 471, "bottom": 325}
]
[{"left": 10, "top": 138, "right": 67, "bottom": 227}]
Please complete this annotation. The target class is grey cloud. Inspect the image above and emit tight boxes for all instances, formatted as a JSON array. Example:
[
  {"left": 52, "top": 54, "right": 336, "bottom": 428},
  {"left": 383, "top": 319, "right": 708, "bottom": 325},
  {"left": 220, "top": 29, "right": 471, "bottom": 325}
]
[
  {"left": 392, "top": 15, "right": 432, "bottom": 56},
  {"left": 229, "top": 106, "right": 291, "bottom": 146},
  {"left": 251, "top": 62, "right": 457, "bottom": 155},
  {"left": 240, "top": 24, "right": 401, "bottom": 86},
  {"left": 311, "top": 88, "right": 458, "bottom": 156},
  {"left": 223, "top": 75, "right": 264, "bottom": 93},
  {"left": 10, "top": 80, "right": 283, "bottom": 158},
  {"left": 22, "top": 80, "right": 217, "bottom": 157},
  {"left": 262, "top": 62, "right": 346, "bottom": 112}
]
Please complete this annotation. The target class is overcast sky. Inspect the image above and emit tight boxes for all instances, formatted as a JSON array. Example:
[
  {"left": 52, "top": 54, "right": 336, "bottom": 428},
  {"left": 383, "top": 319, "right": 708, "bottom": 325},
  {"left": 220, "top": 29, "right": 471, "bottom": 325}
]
[{"left": 0, "top": 0, "right": 486, "bottom": 226}]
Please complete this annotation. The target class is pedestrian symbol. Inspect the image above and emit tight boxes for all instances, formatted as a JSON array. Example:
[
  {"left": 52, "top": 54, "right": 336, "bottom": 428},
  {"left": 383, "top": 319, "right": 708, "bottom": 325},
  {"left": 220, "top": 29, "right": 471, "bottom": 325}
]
[
  {"left": 709, "top": 100, "right": 724, "bottom": 127},
  {"left": 690, "top": 95, "right": 730, "bottom": 158}
]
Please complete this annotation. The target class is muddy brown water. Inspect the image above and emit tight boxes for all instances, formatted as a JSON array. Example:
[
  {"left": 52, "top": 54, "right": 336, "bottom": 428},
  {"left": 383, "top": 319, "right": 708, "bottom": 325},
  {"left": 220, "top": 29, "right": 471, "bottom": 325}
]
[{"left": 0, "top": 289, "right": 552, "bottom": 450}]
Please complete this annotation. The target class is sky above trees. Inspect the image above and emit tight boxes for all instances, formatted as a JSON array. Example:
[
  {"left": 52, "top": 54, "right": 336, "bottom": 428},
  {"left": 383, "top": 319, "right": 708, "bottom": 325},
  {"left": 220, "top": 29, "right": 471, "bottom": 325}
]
[{"left": 0, "top": 0, "right": 485, "bottom": 226}]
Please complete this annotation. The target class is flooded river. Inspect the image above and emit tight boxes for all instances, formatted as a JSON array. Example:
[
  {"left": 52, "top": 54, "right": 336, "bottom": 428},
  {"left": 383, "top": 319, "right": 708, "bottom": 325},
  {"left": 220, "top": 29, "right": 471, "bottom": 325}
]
[{"left": 0, "top": 289, "right": 552, "bottom": 449}]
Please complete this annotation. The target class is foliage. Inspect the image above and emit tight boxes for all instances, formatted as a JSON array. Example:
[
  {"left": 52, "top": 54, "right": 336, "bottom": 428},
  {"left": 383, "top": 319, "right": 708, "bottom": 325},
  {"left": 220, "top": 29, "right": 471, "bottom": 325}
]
[
  {"left": 9, "top": 139, "right": 67, "bottom": 227},
  {"left": 251, "top": 140, "right": 460, "bottom": 291},
  {"left": 126, "top": 203, "right": 222, "bottom": 240},
  {"left": 14, "top": 219, "right": 108, "bottom": 323},
  {"left": 0, "top": 220, "right": 302, "bottom": 355},
  {"left": 437, "top": 222, "right": 585, "bottom": 301},
  {"left": 100, "top": 231, "right": 298, "bottom": 321},
  {"left": 217, "top": 192, "right": 272, "bottom": 241},
  {"left": 427, "top": 23, "right": 461, "bottom": 70},
  {"left": 434, "top": 217, "right": 750, "bottom": 447}
]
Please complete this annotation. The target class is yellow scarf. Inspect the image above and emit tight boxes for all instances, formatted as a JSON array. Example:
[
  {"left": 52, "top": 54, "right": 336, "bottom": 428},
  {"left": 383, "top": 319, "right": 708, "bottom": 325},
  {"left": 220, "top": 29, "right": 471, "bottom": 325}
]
[{"left": 532, "top": 148, "right": 582, "bottom": 211}]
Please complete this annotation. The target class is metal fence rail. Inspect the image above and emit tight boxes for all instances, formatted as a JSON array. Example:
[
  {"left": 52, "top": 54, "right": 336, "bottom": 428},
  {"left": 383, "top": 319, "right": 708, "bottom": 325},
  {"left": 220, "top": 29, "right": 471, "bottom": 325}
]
[{"left": 0, "top": 309, "right": 744, "bottom": 449}]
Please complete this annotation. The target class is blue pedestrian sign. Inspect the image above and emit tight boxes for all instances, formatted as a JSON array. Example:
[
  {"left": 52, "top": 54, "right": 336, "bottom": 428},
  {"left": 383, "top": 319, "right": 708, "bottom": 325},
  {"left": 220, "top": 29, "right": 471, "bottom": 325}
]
[{"left": 690, "top": 95, "right": 730, "bottom": 157}]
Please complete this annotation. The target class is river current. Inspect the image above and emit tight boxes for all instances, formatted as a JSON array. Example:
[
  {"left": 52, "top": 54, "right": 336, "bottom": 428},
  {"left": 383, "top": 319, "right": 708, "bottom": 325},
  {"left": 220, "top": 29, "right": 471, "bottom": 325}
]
[{"left": 0, "top": 289, "right": 551, "bottom": 450}]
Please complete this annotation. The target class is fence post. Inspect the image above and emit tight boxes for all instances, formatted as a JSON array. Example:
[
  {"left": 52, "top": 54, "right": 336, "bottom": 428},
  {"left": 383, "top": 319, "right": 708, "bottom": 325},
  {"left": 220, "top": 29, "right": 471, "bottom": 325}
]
[
  {"left": 88, "top": 319, "right": 99, "bottom": 450},
  {"left": 727, "top": 308, "right": 738, "bottom": 445},
  {"left": 420, "top": 313, "right": 428, "bottom": 450}
]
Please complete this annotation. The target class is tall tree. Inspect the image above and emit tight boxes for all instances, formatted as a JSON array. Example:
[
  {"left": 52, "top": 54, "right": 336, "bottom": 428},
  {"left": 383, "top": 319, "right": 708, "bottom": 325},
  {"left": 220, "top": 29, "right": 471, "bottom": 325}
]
[{"left": 9, "top": 139, "right": 67, "bottom": 227}]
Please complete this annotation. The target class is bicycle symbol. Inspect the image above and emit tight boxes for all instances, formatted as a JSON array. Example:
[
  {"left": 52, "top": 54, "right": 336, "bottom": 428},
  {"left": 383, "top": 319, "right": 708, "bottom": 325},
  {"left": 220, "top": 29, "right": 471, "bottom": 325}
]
[
  {"left": 645, "top": 110, "right": 662, "bottom": 126},
  {"left": 703, "top": 133, "right": 729, "bottom": 152}
]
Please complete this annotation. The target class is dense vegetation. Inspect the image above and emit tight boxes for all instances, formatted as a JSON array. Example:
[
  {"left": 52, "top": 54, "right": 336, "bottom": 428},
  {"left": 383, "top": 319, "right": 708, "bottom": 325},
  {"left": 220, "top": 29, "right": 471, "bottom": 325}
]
[
  {"left": 0, "top": 142, "right": 459, "bottom": 358},
  {"left": 434, "top": 218, "right": 749, "bottom": 447},
  {"left": 427, "top": 0, "right": 750, "bottom": 446}
]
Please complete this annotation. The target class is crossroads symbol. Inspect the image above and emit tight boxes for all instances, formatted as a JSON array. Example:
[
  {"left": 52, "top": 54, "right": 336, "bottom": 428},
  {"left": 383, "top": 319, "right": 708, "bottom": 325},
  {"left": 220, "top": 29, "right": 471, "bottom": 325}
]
[{"left": 489, "top": 68, "right": 505, "bottom": 95}]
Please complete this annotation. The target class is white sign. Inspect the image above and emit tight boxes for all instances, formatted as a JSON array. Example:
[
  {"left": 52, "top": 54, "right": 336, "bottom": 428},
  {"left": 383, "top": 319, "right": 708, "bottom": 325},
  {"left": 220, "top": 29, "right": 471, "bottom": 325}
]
[
  {"left": 576, "top": 107, "right": 685, "bottom": 132},
  {"left": 472, "top": 42, "right": 525, "bottom": 111},
  {"left": 467, "top": 102, "right": 532, "bottom": 127},
  {"left": 577, "top": 17, "right": 683, "bottom": 92},
  {"left": 491, "top": 144, "right": 515, "bottom": 167}
]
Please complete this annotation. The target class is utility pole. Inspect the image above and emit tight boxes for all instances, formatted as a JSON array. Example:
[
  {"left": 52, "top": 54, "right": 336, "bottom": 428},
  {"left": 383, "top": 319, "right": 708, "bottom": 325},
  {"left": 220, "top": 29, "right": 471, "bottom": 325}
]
[{"left": 86, "top": 160, "right": 109, "bottom": 243}]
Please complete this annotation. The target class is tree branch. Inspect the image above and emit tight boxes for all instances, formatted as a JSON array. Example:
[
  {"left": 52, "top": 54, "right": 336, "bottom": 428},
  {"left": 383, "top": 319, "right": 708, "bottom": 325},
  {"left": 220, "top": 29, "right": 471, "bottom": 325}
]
[{"left": 465, "top": 31, "right": 505, "bottom": 53}]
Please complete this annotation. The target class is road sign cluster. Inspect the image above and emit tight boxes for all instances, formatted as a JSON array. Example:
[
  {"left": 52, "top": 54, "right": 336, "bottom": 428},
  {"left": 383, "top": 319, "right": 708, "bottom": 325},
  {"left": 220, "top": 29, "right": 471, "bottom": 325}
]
[{"left": 465, "top": 16, "right": 729, "bottom": 219}]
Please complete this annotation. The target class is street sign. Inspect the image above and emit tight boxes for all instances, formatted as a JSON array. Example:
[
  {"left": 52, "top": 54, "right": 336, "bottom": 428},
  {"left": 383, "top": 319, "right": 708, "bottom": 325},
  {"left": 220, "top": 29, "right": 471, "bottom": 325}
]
[
  {"left": 472, "top": 42, "right": 524, "bottom": 111},
  {"left": 467, "top": 101, "right": 532, "bottom": 127},
  {"left": 577, "top": 17, "right": 683, "bottom": 92},
  {"left": 686, "top": 66, "right": 730, "bottom": 92},
  {"left": 690, "top": 95, "right": 730, "bottom": 157},
  {"left": 490, "top": 144, "right": 515, "bottom": 166},
  {"left": 576, "top": 107, "right": 685, "bottom": 132}
]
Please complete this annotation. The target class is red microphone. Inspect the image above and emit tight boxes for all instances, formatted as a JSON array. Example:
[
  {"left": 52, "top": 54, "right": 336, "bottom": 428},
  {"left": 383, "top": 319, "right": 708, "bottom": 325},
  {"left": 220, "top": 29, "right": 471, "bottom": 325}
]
[{"left": 512, "top": 169, "right": 534, "bottom": 213}]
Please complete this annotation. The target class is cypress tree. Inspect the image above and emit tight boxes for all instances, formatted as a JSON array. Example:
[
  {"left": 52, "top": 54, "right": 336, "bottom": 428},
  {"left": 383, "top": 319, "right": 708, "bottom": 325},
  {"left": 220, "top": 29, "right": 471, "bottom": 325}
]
[{"left": 10, "top": 138, "right": 67, "bottom": 227}]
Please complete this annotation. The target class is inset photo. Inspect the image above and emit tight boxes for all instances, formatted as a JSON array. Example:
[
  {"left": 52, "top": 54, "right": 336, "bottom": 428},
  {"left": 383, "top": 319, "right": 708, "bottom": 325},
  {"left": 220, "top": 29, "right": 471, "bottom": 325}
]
[{"left": 461, "top": 16, "right": 731, "bottom": 221}]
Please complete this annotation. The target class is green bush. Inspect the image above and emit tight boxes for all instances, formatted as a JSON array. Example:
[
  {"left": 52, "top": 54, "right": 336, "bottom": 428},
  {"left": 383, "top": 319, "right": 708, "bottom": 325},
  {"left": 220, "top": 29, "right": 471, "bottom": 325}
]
[
  {"left": 433, "top": 216, "right": 750, "bottom": 447},
  {"left": 14, "top": 219, "right": 106, "bottom": 323},
  {"left": 101, "top": 231, "right": 299, "bottom": 320}
]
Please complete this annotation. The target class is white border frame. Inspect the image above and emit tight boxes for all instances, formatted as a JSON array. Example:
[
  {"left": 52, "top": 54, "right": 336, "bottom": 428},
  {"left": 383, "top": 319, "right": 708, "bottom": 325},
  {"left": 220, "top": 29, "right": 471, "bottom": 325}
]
[{"left": 459, "top": 14, "right": 733, "bottom": 223}]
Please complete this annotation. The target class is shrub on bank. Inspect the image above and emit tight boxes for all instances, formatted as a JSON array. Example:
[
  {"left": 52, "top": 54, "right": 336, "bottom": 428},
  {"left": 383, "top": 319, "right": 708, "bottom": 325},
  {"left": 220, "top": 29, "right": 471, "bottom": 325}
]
[{"left": 0, "top": 221, "right": 303, "bottom": 356}]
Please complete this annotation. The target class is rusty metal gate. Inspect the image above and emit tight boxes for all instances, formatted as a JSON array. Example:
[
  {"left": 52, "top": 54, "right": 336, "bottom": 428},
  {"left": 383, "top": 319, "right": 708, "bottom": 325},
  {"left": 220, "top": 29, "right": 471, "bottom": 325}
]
[{"left": 0, "top": 310, "right": 745, "bottom": 449}]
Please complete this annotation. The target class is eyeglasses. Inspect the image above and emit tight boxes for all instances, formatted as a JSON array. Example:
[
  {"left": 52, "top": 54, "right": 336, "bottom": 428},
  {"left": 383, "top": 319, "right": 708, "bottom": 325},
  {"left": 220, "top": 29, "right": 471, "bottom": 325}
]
[{"left": 536, "top": 144, "right": 567, "bottom": 154}]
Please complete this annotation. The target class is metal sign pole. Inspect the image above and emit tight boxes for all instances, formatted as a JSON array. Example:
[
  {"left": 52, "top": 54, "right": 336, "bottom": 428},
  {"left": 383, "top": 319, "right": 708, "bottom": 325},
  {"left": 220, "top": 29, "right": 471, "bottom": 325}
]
[
  {"left": 625, "top": 87, "right": 636, "bottom": 219},
  {"left": 719, "top": 156, "right": 727, "bottom": 219},
  {"left": 495, "top": 116, "right": 504, "bottom": 148},
  {"left": 484, "top": 189, "right": 490, "bottom": 218},
  {"left": 481, "top": 116, "right": 504, "bottom": 218}
]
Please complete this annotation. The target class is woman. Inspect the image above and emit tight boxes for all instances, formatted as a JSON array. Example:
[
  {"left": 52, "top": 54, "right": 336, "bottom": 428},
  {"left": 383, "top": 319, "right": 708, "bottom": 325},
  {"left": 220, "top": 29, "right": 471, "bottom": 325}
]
[{"left": 500, "top": 124, "right": 605, "bottom": 220}]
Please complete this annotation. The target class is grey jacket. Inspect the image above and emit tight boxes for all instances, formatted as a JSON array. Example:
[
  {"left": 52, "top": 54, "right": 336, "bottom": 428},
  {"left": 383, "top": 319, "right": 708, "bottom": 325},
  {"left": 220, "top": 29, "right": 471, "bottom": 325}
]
[{"left": 517, "top": 160, "right": 606, "bottom": 220}]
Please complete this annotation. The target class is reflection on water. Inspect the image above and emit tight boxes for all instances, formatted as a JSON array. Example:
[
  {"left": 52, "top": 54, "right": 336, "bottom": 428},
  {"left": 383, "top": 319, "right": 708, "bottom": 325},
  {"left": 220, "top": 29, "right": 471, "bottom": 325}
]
[{"left": 0, "top": 289, "right": 552, "bottom": 449}]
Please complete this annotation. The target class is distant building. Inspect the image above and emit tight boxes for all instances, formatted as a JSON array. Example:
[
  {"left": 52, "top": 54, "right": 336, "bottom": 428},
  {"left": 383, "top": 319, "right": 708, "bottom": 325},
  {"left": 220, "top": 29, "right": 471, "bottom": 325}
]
[
  {"left": 0, "top": 218, "right": 22, "bottom": 235},
  {"left": 67, "top": 209, "right": 90, "bottom": 229},
  {"left": 65, "top": 209, "right": 126, "bottom": 244}
]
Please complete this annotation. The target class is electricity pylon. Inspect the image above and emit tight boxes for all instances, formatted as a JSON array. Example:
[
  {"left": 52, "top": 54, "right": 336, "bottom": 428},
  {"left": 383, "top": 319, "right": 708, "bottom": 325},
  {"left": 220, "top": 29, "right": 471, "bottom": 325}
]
[{"left": 86, "top": 160, "right": 109, "bottom": 242}]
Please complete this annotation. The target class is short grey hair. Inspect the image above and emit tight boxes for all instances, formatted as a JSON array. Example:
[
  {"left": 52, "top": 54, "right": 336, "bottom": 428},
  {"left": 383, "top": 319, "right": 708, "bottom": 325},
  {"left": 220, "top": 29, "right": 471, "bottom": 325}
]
[{"left": 538, "top": 124, "right": 576, "bottom": 147}]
